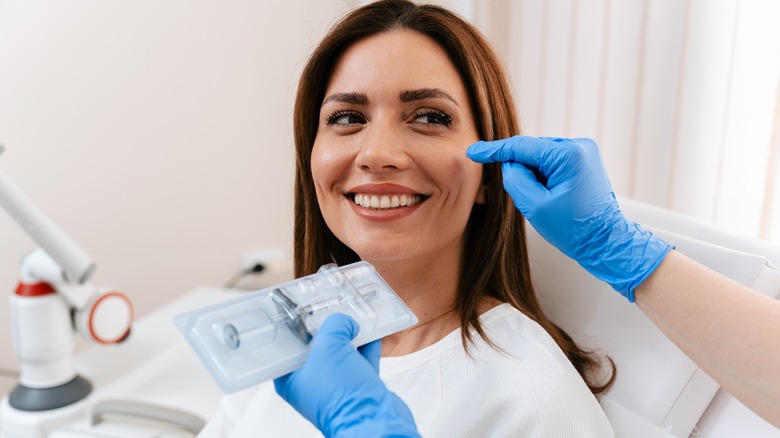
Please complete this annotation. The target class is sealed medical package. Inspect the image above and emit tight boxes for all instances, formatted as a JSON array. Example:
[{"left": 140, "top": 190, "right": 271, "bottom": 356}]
[{"left": 174, "top": 261, "right": 417, "bottom": 393}]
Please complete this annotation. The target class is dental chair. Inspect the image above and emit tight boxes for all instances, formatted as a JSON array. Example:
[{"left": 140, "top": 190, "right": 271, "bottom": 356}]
[{"left": 530, "top": 197, "right": 780, "bottom": 438}]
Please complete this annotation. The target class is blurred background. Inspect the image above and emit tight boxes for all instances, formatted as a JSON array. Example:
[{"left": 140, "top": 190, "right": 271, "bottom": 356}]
[{"left": 0, "top": 0, "right": 778, "bottom": 393}]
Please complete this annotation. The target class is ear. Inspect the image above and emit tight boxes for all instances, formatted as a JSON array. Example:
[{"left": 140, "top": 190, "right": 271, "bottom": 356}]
[
  {"left": 474, "top": 182, "right": 487, "bottom": 205},
  {"left": 474, "top": 165, "right": 489, "bottom": 204}
]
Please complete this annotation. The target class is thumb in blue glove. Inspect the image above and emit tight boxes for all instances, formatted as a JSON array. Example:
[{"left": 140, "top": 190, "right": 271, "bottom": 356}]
[
  {"left": 274, "top": 313, "right": 420, "bottom": 438},
  {"left": 466, "top": 135, "right": 672, "bottom": 302}
]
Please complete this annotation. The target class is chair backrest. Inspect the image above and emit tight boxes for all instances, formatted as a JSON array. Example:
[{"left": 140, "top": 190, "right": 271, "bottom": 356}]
[{"left": 527, "top": 198, "right": 780, "bottom": 438}]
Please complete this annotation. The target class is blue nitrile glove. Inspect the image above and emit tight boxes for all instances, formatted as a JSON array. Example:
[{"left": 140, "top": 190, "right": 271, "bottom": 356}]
[
  {"left": 274, "top": 313, "right": 420, "bottom": 438},
  {"left": 466, "top": 135, "right": 673, "bottom": 302}
]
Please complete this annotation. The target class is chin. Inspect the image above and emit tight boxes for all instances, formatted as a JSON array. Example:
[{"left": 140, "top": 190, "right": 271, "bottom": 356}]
[{"left": 348, "top": 244, "right": 411, "bottom": 265}]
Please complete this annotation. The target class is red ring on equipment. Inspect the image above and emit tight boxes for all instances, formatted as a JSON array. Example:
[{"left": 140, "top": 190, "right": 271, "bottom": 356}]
[
  {"left": 88, "top": 291, "right": 134, "bottom": 344},
  {"left": 15, "top": 282, "right": 56, "bottom": 297}
]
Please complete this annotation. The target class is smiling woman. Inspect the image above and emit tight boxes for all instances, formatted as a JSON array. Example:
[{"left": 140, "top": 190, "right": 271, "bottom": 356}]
[
  {"left": 200, "top": 1, "right": 615, "bottom": 436},
  {"left": 311, "top": 30, "right": 485, "bottom": 301}
]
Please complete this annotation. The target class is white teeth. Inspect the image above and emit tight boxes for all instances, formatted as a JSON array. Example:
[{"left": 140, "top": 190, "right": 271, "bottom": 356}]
[{"left": 352, "top": 193, "right": 422, "bottom": 210}]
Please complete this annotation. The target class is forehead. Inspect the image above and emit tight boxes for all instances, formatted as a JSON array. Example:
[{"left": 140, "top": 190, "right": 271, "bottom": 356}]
[{"left": 325, "top": 30, "right": 469, "bottom": 102}]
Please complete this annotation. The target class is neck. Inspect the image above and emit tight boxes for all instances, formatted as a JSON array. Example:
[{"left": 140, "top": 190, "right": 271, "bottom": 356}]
[{"left": 369, "top": 254, "right": 462, "bottom": 357}]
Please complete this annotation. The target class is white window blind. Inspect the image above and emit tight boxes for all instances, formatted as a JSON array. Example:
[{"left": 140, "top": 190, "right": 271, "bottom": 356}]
[{"left": 463, "top": 0, "right": 780, "bottom": 243}]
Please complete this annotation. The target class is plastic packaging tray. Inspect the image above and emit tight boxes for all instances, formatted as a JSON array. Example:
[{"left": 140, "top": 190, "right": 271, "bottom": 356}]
[{"left": 174, "top": 262, "right": 417, "bottom": 393}]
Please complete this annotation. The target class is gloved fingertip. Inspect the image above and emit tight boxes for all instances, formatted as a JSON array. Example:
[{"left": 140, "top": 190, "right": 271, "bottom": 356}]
[
  {"left": 465, "top": 140, "right": 495, "bottom": 162},
  {"left": 317, "top": 313, "right": 360, "bottom": 342},
  {"left": 466, "top": 140, "right": 486, "bottom": 151}
]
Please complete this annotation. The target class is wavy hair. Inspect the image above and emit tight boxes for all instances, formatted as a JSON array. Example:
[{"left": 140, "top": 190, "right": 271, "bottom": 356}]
[{"left": 292, "top": 0, "right": 614, "bottom": 393}]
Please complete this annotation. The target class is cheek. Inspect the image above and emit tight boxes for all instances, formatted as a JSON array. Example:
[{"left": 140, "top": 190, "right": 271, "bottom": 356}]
[
  {"left": 436, "top": 154, "right": 484, "bottom": 199},
  {"left": 311, "top": 141, "right": 347, "bottom": 192}
]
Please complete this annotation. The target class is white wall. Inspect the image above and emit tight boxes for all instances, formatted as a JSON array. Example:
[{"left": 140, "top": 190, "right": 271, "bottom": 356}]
[{"left": 0, "top": 0, "right": 354, "bottom": 373}]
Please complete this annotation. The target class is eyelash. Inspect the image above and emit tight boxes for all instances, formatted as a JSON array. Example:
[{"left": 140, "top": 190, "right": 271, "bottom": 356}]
[
  {"left": 325, "top": 110, "right": 365, "bottom": 126},
  {"left": 323, "top": 108, "right": 454, "bottom": 128},
  {"left": 413, "top": 109, "right": 453, "bottom": 127}
]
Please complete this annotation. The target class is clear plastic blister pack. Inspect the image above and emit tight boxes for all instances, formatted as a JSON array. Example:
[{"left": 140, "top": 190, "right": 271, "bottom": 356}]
[{"left": 174, "top": 261, "right": 418, "bottom": 393}]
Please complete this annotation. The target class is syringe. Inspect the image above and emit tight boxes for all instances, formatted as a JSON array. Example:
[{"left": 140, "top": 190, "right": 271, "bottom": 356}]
[{"left": 221, "top": 285, "right": 379, "bottom": 350}]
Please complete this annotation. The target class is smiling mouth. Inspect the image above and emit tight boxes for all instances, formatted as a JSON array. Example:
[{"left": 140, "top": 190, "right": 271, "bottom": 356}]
[{"left": 351, "top": 193, "right": 427, "bottom": 210}]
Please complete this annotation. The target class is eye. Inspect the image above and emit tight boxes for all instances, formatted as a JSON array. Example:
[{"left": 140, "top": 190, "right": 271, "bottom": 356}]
[
  {"left": 325, "top": 110, "right": 366, "bottom": 126},
  {"left": 412, "top": 109, "right": 453, "bottom": 127}
]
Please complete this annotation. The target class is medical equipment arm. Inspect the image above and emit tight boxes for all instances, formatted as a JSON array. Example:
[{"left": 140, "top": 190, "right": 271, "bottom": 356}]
[
  {"left": 0, "top": 144, "right": 94, "bottom": 286},
  {"left": 636, "top": 251, "right": 780, "bottom": 427},
  {"left": 0, "top": 144, "right": 132, "bottom": 415},
  {"left": 274, "top": 313, "right": 420, "bottom": 438},
  {"left": 467, "top": 135, "right": 780, "bottom": 427}
]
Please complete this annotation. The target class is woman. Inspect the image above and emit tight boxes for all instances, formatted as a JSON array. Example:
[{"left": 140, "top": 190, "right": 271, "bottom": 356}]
[{"left": 201, "top": 1, "right": 614, "bottom": 436}]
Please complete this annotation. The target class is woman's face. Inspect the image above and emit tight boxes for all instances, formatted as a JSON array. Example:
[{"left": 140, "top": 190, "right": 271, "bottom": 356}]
[{"left": 311, "top": 30, "right": 483, "bottom": 265}]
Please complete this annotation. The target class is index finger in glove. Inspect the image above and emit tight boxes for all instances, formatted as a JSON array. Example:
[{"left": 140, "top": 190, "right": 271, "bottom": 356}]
[{"left": 466, "top": 136, "right": 551, "bottom": 165}]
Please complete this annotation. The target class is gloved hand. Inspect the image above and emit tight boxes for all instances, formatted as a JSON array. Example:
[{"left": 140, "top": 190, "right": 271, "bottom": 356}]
[
  {"left": 274, "top": 313, "right": 420, "bottom": 438},
  {"left": 466, "top": 135, "right": 673, "bottom": 302}
]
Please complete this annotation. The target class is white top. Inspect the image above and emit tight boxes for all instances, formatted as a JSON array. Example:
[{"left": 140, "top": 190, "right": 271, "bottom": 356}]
[{"left": 199, "top": 303, "right": 614, "bottom": 437}]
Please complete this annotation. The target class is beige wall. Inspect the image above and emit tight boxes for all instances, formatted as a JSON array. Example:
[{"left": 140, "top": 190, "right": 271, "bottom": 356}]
[{"left": 0, "top": 0, "right": 355, "bottom": 373}]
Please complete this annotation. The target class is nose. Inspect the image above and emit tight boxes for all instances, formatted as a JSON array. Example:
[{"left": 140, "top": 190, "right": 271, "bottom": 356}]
[{"left": 354, "top": 122, "right": 411, "bottom": 173}]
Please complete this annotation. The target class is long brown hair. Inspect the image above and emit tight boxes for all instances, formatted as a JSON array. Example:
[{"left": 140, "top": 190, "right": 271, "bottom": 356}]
[{"left": 293, "top": 0, "right": 614, "bottom": 393}]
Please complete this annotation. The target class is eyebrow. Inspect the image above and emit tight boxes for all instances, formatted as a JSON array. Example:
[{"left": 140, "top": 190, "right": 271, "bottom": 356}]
[
  {"left": 321, "top": 88, "right": 460, "bottom": 107},
  {"left": 400, "top": 88, "right": 460, "bottom": 107},
  {"left": 322, "top": 92, "right": 368, "bottom": 106}
]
